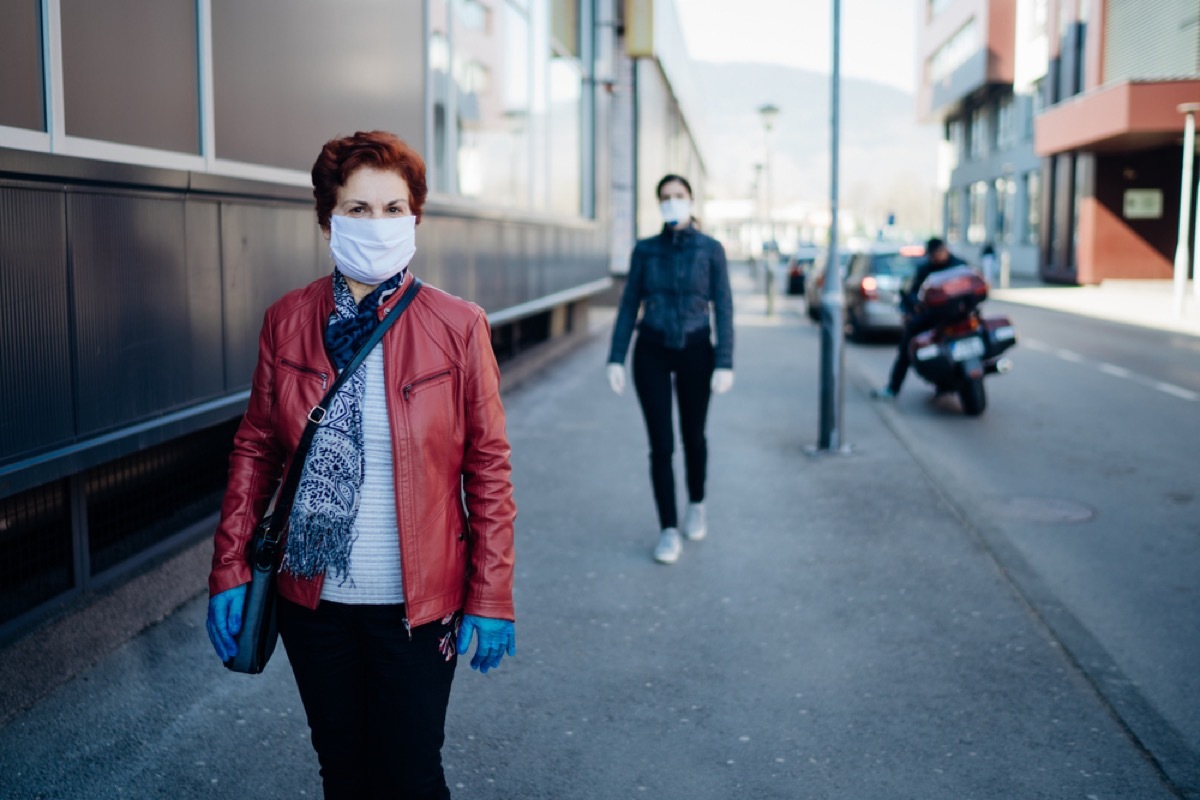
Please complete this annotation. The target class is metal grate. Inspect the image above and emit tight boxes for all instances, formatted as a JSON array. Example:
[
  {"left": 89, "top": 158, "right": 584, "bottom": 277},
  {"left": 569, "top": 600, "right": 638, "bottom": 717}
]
[
  {"left": 86, "top": 420, "right": 238, "bottom": 575},
  {"left": 0, "top": 481, "right": 73, "bottom": 627}
]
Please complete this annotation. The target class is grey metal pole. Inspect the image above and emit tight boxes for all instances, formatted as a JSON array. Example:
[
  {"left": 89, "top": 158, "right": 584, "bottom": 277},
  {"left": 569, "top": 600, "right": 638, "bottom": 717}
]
[
  {"left": 817, "top": 0, "right": 846, "bottom": 451},
  {"left": 1173, "top": 104, "right": 1197, "bottom": 317}
]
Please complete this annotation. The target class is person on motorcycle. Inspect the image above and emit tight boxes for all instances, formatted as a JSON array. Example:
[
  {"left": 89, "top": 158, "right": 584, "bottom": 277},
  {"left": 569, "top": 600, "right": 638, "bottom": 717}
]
[{"left": 872, "top": 237, "right": 966, "bottom": 399}]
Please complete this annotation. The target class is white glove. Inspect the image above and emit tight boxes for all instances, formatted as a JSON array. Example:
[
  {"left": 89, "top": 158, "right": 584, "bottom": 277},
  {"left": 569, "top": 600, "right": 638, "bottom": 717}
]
[
  {"left": 711, "top": 368, "right": 734, "bottom": 395},
  {"left": 606, "top": 363, "right": 626, "bottom": 395}
]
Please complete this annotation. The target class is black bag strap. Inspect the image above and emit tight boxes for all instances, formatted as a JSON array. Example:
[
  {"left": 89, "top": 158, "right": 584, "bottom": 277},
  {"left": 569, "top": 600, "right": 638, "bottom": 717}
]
[{"left": 266, "top": 277, "right": 422, "bottom": 538}]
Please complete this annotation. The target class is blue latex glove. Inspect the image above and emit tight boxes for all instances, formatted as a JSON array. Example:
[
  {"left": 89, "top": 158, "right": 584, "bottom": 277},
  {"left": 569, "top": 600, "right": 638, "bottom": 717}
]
[
  {"left": 457, "top": 614, "right": 516, "bottom": 673},
  {"left": 206, "top": 584, "right": 247, "bottom": 662}
]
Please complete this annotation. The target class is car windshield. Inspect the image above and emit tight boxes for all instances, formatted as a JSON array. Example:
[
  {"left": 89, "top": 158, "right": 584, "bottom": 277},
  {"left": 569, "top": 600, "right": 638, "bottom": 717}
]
[{"left": 869, "top": 254, "right": 921, "bottom": 277}]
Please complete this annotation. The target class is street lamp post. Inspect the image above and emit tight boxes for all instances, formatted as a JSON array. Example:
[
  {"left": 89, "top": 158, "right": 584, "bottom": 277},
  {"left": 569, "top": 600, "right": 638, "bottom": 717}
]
[
  {"left": 1174, "top": 103, "right": 1199, "bottom": 316},
  {"left": 758, "top": 105, "right": 780, "bottom": 307},
  {"left": 752, "top": 162, "right": 763, "bottom": 279},
  {"left": 758, "top": 104, "right": 780, "bottom": 250},
  {"left": 814, "top": 0, "right": 847, "bottom": 453}
]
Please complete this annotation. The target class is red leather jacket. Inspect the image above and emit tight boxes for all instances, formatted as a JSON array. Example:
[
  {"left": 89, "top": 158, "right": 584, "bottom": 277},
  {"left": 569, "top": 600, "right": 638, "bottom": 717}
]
[{"left": 209, "top": 272, "right": 516, "bottom": 627}]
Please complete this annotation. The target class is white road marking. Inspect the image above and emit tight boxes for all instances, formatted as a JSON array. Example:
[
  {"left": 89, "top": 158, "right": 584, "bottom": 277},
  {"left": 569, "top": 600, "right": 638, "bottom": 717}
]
[
  {"left": 1155, "top": 382, "right": 1200, "bottom": 401},
  {"left": 1098, "top": 363, "right": 1132, "bottom": 378},
  {"left": 1023, "top": 338, "right": 1198, "bottom": 403},
  {"left": 1056, "top": 348, "right": 1085, "bottom": 363}
]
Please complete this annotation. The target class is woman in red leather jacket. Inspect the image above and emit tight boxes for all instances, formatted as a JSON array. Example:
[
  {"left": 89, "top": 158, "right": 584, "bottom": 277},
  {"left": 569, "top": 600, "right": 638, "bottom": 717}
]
[{"left": 205, "top": 130, "right": 516, "bottom": 800}]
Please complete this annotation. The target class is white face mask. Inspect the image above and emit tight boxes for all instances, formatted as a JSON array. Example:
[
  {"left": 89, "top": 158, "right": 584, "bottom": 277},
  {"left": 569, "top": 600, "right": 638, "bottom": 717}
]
[
  {"left": 328, "top": 214, "right": 417, "bottom": 284},
  {"left": 659, "top": 197, "right": 692, "bottom": 226}
]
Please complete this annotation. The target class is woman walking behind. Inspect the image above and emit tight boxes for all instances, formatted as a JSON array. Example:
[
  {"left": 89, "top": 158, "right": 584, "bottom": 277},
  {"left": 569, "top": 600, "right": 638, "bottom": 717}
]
[
  {"left": 206, "top": 130, "right": 516, "bottom": 799},
  {"left": 606, "top": 174, "right": 734, "bottom": 564}
]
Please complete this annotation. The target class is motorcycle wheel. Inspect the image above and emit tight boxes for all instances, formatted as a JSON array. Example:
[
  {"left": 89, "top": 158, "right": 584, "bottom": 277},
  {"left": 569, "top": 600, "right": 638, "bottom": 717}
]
[{"left": 958, "top": 378, "right": 987, "bottom": 416}]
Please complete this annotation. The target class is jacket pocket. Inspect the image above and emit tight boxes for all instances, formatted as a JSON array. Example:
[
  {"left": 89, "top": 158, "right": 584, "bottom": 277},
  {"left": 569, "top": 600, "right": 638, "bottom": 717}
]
[
  {"left": 274, "top": 359, "right": 329, "bottom": 445},
  {"left": 401, "top": 367, "right": 457, "bottom": 440},
  {"left": 279, "top": 359, "right": 329, "bottom": 389},
  {"left": 403, "top": 369, "right": 453, "bottom": 401}
]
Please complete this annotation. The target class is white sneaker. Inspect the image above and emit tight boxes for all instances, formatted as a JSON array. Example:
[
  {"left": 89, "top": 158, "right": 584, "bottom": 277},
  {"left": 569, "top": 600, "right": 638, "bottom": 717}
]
[
  {"left": 653, "top": 528, "right": 683, "bottom": 564},
  {"left": 682, "top": 503, "right": 707, "bottom": 541}
]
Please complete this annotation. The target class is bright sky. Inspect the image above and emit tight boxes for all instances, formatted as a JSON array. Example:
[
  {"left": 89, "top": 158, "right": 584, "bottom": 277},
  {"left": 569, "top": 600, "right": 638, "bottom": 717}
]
[{"left": 675, "top": 0, "right": 920, "bottom": 94}]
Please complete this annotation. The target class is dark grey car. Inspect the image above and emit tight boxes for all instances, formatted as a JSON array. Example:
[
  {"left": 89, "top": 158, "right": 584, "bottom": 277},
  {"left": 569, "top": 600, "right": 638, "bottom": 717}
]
[{"left": 842, "top": 247, "right": 925, "bottom": 340}]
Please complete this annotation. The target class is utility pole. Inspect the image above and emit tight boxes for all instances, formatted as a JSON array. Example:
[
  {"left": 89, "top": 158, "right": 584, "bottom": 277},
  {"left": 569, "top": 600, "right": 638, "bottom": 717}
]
[
  {"left": 815, "top": 0, "right": 847, "bottom": 452},
  {"left": 1176, "top": 102, "right": 1200, "bottom": 316}
]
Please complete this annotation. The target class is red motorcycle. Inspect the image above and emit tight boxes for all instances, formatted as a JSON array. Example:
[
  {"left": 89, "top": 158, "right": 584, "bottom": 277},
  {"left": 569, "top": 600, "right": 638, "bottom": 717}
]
[{"left": 907, "top": 267, "right": 1016, "bottom": 416}]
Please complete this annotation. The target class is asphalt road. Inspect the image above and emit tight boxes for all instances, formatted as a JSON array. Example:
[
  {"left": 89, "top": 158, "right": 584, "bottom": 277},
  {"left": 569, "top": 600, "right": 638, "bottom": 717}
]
[
  {"left": 0, "top": 276, "right": 1191, "bottom": 799},
  {"left": 845, "top": 297, "right": 1200, "bottom": 795}
]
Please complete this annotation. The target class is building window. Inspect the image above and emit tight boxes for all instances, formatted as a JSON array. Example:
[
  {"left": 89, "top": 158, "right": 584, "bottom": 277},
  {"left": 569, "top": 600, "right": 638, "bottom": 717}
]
[
  {"left": 946, "top": 118, "right": 965, "bottom": 169},
  {"left": 968, "top": 107, "right": 988, "bottom": 161},
  {"left": 995, "top": 95, "right": 1017, "bottom": 152},
  {"left": 995, "top": 177, "right": 1016, "bottom": 244},
  {"left": 968, "top": 181, "right": 988, "bottom": 243},
  {"left": 927, "top": 0, "right": 953, "bottom": 19},
  {"left": 946, "top": 189, "right": 962, "bottom": 243},
  {"left": 1024, "top": 170, "right": 1041, "bottom": 245},
  {"left": 429, "top": 0, "right": 585, "bottom": 215},
  {"left": 927, "top": 18, "right": 980, "bottom": 84}
]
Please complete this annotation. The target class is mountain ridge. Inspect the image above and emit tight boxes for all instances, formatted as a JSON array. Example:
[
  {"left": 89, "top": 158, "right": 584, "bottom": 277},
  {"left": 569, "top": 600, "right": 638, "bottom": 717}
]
[{"left": 690, "top": 60, "right": 939, "bottom": 233}]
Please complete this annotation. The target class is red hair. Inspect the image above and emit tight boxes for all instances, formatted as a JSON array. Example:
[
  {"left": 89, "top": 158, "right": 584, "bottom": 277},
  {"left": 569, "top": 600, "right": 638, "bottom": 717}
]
[{"left": 311, "top": 130, "right": 428, "bottom": 228}]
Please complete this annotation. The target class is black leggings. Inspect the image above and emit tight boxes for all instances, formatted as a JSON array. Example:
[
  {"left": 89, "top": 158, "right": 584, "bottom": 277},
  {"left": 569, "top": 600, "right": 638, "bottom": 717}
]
[{"left": 632, "top": 337, "right": 715, "bottom": 529}]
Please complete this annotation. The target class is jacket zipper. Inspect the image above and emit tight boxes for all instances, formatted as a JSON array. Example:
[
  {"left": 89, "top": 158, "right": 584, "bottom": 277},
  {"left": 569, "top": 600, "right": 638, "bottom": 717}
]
[
  {"left": 280, "top": 359, "right": 329, "bottom": 389},
  {"left": 403, "top": 370, "right": 452, "bottom": 400}
]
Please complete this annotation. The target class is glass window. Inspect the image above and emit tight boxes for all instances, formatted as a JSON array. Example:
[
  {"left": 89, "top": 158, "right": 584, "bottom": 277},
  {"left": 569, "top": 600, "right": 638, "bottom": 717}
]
[
  {"left": 0, "top": 0, "right": 45, "bottom": 132},
  {"left": 927, "top": 0, "right": 953, "bottom": 20},
  {"left": 968, "top": 181, "right": 988, "bottom": 243},
  {"left": 927, "top": 18, "right": 979, "bottom": 84},
  {"left": 431, "top": 0, "right": 586, "bottom": 216},
  {"left": 212, "top": 0, "right": 418, "bottom": 171},
  {"left": 1025, "top": 170, "right": 1041, "bottom": 246},
  {"left": 550, "top": 0, "right": 579, "bottom": 57},
  {"left": 61, "top": 0, "right": 199, "bottom": 154},
  {"left": 996, "top": 95, "right": 1017, "bottom": 152},
  {"left": 454, "top": 0, "right": 531, "bottom": 203},
  {"left": 430, "top": 0, "right": 453, "bottom": 193},
  {"left": 947, "top": 118, "right": 965, "bottom": 168},
  {"left": 870, "top": 254, "right": 921, "bottom": 278},
  {"left": 946, "top": 188, "right": 962, "bottom": 243},
  {"left": 995, "top": 177, "right": 1016, "bottom": 244},
  {"left": 968, "top": 107, "right": 988, "bottom": 161},
  {"left": 547, "top": 55, "right": 582, "bottom": 214}
]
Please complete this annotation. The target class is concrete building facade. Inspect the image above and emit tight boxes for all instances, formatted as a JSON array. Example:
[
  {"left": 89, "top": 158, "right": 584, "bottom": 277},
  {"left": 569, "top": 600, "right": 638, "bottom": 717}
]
[
  {"left": 917, "top": 0, "right": 1200, "bottom": 284},
  {"left": 0, "top": 0, "right": 706, "bottom": 640}
]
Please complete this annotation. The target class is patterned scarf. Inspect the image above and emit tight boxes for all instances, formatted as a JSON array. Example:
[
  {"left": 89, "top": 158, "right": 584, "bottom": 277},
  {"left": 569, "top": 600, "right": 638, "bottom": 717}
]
[{"left": 281, "top": 269, "right": 404, "bottom": 584}]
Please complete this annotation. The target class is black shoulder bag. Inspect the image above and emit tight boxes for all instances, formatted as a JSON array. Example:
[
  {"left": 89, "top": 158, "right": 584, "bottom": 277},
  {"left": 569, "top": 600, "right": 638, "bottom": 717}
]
[{"left": 226, "top": 278, "right": 422, "bottom": 674}]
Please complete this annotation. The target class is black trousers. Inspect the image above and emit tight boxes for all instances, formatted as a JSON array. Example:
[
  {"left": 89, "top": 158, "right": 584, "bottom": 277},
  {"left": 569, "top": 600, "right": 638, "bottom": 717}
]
[
  {"left": 632, "top": 336, "right": 715, "bottom": 529},
  {"left": 887, "top": 311, "right": 935, "bottom": 394},
  {"left": 277, "top": 599, "right": 457, "bottom": 800}
]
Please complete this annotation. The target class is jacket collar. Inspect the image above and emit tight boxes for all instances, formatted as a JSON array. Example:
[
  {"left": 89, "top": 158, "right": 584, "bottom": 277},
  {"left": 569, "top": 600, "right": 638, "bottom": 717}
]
[
  {"left": 320, "top": 270, "right": 416, "bottom": 319},
  {"left": 659, "top": 223, "right": 696, "bottom": 244}
]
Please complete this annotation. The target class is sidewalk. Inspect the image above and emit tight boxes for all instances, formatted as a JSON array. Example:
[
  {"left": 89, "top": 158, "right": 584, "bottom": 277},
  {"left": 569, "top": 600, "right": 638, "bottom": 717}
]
[
  {"left": 0, "top": 272, "right": 1178, "bottom": 799},
  {"left": 990, "top": 278, "right": 1200, "bottom": 337}
]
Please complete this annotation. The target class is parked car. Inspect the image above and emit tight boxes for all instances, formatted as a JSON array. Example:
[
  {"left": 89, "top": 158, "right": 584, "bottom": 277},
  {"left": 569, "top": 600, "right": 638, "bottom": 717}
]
[
  {"left": 804, "top": 249, "right": 853, "bottom": 321},
  {"left": 806, "top": 244, "right": 927, "bottom": 341},
  {"left": 842, "top": 244, "right": 926, "bottom": 340},
  {"left": 784, "top": 244, "right": 821, "bottom": 295}
]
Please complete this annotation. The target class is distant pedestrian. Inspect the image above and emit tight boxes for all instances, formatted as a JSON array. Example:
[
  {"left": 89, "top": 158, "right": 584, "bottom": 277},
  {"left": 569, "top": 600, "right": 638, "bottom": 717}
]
[
  {"left": 980, "top": 241, "right": 998, "bottom": 285},
  {"left": 606, "top": 174, "right": 734, "bottom": 564},
  {"left": 206, "top": 130, "right": 516, "bottom": 800},
  {"left": 872, "top": 237, "right": 965, "bottom": 399}
]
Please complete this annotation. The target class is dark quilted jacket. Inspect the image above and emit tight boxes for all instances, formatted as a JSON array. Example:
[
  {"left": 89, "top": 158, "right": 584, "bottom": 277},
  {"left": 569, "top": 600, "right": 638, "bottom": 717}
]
[{"left": 608, "top": 225, "right": 734, "bottom": 369}]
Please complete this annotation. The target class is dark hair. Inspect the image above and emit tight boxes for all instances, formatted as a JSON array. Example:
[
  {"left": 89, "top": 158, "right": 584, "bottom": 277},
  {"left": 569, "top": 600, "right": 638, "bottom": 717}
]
[
  {"left": 925, "top": 237, "right": 946, "bottom": 254},
  {"left": 312, "top": 130, "right": 429, "bottom": 229},
  {"left": 656, "top": 174, "right": 693, "bottom": 200}
]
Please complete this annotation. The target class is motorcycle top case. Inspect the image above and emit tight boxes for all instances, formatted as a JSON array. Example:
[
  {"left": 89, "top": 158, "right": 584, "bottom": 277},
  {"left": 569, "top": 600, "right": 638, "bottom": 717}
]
[{"left": 918, "top": 266, "right": 988, "bottom": 318}]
